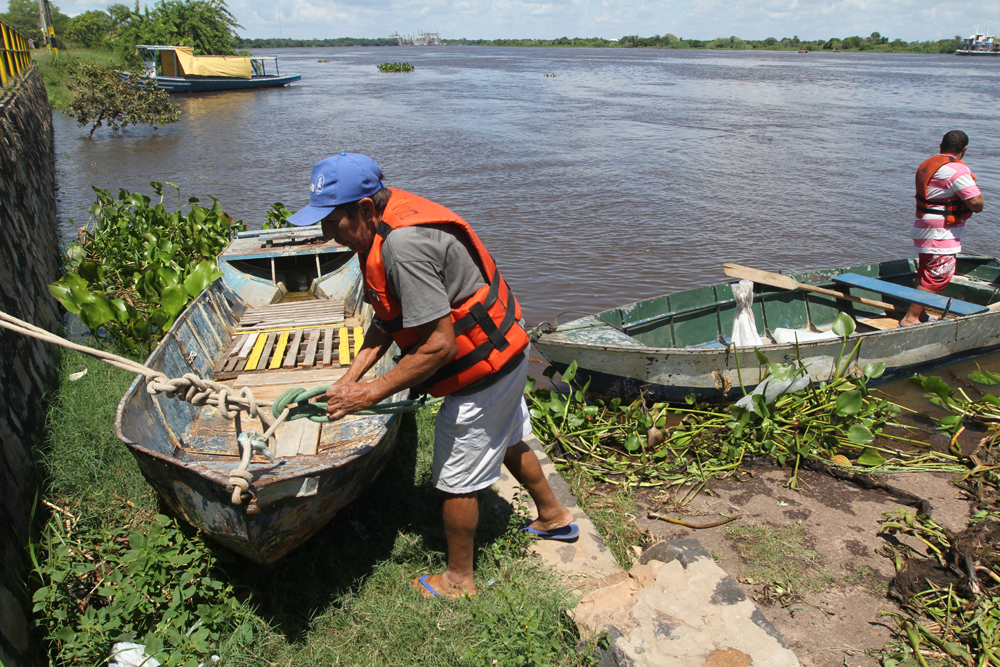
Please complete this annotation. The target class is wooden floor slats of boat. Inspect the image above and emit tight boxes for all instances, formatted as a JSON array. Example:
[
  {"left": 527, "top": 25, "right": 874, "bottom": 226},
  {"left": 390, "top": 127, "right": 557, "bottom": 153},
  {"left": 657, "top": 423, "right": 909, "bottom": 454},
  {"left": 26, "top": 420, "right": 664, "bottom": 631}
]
[
  {"left": 213, "top": 302, "right": 364, "bottom": 381},
  {"left": 189, "top": 299, "right": 368, "bottom": 459},
  {"left": 235, "top": 300, "right": 346, "bottom": 332}
]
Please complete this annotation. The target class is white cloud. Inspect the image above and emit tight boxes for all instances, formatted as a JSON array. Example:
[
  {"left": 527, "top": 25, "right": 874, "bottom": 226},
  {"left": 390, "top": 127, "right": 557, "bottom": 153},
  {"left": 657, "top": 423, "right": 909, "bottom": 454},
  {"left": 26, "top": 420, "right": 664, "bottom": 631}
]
[{"left": 58, "top": 0, "right": 999, "bottom": 42}]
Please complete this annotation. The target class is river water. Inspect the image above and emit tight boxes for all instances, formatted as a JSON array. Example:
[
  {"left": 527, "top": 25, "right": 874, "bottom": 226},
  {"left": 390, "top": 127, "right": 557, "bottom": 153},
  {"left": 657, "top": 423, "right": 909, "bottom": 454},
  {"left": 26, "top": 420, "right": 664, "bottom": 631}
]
[{"left": 52, "top": 46, "right": 1000, "bottom": 326}]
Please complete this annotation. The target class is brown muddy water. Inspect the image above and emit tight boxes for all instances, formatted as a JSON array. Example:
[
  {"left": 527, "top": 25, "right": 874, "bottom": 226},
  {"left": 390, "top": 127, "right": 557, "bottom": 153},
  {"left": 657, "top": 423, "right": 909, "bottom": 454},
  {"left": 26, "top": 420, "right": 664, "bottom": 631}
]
[{"left": 52, "top": 46, "right": 1000, "bottom": 400}]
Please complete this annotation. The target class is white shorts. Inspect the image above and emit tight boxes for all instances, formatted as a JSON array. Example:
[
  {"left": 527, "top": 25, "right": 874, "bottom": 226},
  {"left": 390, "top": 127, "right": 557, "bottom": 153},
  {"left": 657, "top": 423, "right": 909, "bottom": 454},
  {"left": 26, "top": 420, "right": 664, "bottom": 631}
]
[{"left": 432, "top": 354, "right": 533, "bottom": 494}]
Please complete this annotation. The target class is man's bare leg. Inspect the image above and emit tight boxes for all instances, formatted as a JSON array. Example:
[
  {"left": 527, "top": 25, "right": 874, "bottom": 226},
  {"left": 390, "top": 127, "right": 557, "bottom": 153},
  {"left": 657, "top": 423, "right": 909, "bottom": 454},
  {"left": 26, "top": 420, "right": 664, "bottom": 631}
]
[
  {"left": 503, "top": 441, "right": 574, "bottom": 531},
  {"left": 414, "top": 492, "right": 479, "bottom": 599},
  {"left": 900, "top": 284, "right": 935, "bottom": 326}
]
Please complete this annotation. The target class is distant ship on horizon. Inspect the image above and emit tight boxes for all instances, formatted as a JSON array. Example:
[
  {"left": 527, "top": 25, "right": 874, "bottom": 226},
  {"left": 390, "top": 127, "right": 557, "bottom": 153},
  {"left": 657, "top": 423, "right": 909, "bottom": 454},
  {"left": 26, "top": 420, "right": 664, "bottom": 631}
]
[{"left": 956, "top": 27, "right": 1000, "bottom": 55}]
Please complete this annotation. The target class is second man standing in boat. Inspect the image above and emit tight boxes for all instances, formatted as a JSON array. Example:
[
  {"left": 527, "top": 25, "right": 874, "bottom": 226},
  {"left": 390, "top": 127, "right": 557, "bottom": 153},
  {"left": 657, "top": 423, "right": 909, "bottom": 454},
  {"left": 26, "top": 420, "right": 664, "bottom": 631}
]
[
  {"left": 288, "top": 152, "right": 577, "bottom": 599},
  {"left": 902, "top": 130, "right": 985, "bottom": 326}
]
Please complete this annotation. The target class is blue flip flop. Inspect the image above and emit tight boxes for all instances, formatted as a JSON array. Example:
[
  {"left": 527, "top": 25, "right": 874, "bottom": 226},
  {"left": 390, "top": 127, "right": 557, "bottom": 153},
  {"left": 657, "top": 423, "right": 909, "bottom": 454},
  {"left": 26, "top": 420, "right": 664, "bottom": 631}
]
[
  {"left": 413, "top": 574, "right": 472, "bottom": 601},
  {"left": 523, "top": 523, "right": 580, "bottom": 541},
  {"left": 415, "top": 574, "right": 441, "bottom": 597}
]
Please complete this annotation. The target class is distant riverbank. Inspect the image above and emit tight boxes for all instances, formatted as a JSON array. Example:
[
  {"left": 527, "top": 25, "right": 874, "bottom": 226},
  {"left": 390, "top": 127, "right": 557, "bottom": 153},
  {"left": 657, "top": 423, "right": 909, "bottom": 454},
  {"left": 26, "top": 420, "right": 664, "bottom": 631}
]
[{"left": 237, "top": 32, "right": 960, "bottom": 53}]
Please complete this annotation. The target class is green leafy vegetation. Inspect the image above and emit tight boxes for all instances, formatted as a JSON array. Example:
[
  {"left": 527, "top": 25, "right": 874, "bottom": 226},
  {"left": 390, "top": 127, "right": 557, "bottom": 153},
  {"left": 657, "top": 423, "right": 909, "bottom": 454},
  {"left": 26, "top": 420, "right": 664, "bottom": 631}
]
[
  {"left": 873, "top": 371, "right": 1000, "bottom": 666},
  {"left": 377, "top": 61, "right": 414, "bottom": 72},
  {"left": 105, "top": 0, "right": 244, "bottom": 66},
  {"left": 48, "top": 182, "right": 242, "bottom": 351},
  {"left": 528, "top": 314, "right": 962, "bottom": 501},
  {"left": 44, "top": 350, "right": 157, "bottom": 516},
  {"left": 33, "top": 48, "right": 116, "bottom": 109},
  {"left": 261, "top": 201, "right": 293, "bottom": 229},
  {"left": 64, "top": 9, "right": 113, "bottom": 48},
  {"left": 65, "top": 62, "right": 180, "bottom": 137},
  {"left": 30, "top": 513, "right": 247, "bottom": 667},
  {"left": 562, "top": 467, "right": 644, "bottom": 567}
]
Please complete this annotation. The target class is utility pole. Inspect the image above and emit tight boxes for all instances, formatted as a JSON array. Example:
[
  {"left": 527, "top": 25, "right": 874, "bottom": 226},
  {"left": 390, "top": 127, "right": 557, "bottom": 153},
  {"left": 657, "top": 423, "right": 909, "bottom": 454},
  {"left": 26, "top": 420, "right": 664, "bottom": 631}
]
[{"left": 35, "top": 0, "right": 57, "bottom": 54}]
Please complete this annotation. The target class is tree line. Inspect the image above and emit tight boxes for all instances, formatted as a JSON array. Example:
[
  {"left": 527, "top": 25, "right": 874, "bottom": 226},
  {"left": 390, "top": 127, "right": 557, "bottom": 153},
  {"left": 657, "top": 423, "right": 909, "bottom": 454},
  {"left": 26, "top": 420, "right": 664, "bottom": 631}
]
[
  {"left": 447, "top": 32, "right": 962, "bottom": 53},
  {"left": 1, "top": 0, "right": 242, "bottom": 65},
  {"left": 234, "top": 37, "right": 397, "bottom": 48},
  {"left": 0, "top": 0, "right": 964, "bottom": 57}
]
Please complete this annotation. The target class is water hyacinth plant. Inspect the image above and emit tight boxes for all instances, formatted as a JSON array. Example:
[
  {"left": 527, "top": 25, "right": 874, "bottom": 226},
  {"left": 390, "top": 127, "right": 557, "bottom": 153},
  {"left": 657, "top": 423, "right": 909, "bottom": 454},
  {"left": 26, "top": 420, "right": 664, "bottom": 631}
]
[
  {"left": 48, "top": 182, "right": 245, "bottom": 351},
  {"left": 377, "top": 62, "right": 415, "bottom": 72},
  {"left": 527, "top": 313, "right": 961, "bottom": 497}
]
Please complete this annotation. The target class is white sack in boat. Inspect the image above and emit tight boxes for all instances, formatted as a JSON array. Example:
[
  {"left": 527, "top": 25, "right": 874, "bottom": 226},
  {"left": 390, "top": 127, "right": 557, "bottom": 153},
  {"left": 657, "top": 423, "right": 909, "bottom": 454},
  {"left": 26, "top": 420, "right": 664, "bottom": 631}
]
[{"left": 730, "top": 280, "right": 761, "bottom": 347}]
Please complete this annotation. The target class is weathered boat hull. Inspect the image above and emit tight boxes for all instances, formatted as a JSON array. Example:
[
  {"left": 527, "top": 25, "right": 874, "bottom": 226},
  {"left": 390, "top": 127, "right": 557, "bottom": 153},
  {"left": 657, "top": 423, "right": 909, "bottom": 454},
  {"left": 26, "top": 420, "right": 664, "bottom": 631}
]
[
  {"left": 115, "top": 236, "right": 405, "bottom": 563},
  {"left": 121, "top": 399, "right": 401, "bottom": 563},
  {"left": 533, "top": 256, "right": 1000, "bottom": 402}
]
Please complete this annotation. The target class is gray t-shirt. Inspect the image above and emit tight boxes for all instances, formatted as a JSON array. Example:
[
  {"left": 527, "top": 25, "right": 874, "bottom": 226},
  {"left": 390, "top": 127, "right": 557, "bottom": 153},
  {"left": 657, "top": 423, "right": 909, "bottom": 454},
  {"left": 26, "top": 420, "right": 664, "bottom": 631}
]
[{"left": 379, "top": 224, "right": 526, "bottom": 394}]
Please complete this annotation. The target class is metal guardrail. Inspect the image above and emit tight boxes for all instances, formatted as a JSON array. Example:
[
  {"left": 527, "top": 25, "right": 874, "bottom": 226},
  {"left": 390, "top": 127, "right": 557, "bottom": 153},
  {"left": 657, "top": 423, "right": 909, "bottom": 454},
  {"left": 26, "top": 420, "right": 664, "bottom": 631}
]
[{"left": 0, "top": 21, "right": 32, "bottom": 88}]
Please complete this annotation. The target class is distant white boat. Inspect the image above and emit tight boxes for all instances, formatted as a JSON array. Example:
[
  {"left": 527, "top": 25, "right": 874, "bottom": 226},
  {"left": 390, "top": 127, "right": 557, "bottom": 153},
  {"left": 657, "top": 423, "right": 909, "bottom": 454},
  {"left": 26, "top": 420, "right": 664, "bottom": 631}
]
[{"left": 956, "top": 28, "right": 1000, "bottom": 56}]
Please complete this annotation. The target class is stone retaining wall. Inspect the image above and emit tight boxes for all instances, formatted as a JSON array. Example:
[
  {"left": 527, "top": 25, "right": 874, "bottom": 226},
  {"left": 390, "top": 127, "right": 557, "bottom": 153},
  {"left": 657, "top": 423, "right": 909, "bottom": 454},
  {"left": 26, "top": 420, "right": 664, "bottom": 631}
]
[{"left": 0, "top": 65, "right": 61, "bottom": 667}]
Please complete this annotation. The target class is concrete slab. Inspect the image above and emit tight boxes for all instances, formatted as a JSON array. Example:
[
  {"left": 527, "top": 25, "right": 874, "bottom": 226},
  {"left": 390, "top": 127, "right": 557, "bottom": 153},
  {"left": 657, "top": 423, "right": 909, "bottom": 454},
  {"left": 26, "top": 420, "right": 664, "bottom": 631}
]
[{"left": 492, "top": 436, "right": 799, "bottom": 666}]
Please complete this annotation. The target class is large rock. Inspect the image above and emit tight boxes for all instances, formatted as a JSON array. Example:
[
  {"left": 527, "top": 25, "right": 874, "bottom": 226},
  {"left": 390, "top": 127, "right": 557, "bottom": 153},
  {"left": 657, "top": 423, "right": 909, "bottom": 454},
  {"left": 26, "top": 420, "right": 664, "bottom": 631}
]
[{"left": 586, "top": 539, "right": 799, "bottom": 667}]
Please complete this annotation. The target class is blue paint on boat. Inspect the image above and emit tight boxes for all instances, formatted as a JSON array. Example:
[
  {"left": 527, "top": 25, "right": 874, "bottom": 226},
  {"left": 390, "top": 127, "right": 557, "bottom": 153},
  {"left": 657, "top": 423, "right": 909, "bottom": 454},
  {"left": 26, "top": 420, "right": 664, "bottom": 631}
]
[
  {"left": 149, "top": 73, "right": 301, "bottom": 93},
  {"left": 833, "top": 273, "right": 986, "bottom": 316}
]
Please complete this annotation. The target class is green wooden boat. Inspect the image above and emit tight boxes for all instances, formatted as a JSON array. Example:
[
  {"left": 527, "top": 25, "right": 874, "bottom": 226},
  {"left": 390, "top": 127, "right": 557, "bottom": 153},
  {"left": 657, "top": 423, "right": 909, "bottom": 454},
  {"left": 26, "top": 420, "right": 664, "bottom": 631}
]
[{"left": 531, "top": 256, "right": 1000, "bottom": 402}]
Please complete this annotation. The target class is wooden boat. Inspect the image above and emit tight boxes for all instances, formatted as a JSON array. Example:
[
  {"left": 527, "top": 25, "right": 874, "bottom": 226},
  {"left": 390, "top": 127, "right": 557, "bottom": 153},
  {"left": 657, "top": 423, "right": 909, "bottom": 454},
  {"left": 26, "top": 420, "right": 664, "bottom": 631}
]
[
  {"left": 121, "top": 45, "right": 301, "bottom": 93},
  {"left": 532, "top": 255, "right": 1000, "bottom": 403},
  {"left": 114, "top": 227, "right": 403, "bottom": 564}
]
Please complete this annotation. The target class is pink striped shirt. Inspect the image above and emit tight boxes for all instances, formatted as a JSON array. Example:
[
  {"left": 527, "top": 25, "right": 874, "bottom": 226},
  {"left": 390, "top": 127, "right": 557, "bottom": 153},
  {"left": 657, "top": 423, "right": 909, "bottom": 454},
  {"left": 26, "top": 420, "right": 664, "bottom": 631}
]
[{"left": 913, "top": 155, "right": 981, "bottom": 255}]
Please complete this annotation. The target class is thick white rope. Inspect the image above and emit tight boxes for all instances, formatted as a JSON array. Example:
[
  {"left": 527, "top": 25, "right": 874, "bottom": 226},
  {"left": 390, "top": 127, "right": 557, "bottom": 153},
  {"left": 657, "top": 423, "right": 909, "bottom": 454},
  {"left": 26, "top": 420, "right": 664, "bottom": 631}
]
[{"left": 0, "top": 309, "right": 291, "bottom": 506}]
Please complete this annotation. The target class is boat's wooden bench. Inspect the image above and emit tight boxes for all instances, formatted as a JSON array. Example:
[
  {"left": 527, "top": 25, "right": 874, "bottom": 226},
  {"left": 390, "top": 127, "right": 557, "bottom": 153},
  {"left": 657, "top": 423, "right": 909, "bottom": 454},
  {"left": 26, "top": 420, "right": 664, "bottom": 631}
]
[
  {"left": 212, "top": 300, "right": 363, "bottom": 381},
  {"left": 833, "top": 273, "right": 988, "bottom": 316}
]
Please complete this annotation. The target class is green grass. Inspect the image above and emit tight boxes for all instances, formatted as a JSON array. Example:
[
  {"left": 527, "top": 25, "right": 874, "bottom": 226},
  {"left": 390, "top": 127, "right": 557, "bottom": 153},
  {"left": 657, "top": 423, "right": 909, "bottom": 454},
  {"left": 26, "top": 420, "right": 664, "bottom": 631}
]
[
  {"left": 43, "top": 347, "right": 157, "bottom": 524},
  {"left": 32, "top": 47, "right": 116, "bottom": 110},
  {"left": 39, "top": 352, "right": 589, "bottom": 666},
  {"left": 562, "top": 466, "right": 644, "bottom": 569},
  {"left": 722, "top": 523, "right": 833, "bottom": 595}
]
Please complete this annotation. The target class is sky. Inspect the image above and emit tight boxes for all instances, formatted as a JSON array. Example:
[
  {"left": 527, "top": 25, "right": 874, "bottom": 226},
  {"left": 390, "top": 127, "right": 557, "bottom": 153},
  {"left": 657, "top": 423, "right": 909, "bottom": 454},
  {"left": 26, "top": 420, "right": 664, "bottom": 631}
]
[{"left": 56, "top": 0, "right": 999, "bottom": 42}]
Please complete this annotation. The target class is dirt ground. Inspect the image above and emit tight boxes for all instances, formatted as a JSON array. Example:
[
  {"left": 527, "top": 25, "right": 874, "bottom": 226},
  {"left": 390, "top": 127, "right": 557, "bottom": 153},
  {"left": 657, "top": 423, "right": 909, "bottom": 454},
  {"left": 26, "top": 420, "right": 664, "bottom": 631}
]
[{"left": 631, "top": 467, "right": 972, "bottom": 667}]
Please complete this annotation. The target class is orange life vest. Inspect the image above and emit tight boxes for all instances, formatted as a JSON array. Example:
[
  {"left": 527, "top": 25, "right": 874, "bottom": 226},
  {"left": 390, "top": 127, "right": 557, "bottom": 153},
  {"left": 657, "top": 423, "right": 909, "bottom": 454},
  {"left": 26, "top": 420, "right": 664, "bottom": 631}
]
[
  {"left": 360, "top": 188, "right": 529, "bottom": 397},
  {"left": 915, "top": 154, "right": 974, "bottom": 226}
]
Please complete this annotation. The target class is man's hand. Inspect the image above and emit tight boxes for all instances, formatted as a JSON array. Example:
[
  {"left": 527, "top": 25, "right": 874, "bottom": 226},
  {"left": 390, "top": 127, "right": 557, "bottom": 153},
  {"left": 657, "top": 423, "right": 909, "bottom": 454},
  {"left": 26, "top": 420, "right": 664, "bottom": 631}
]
[
  {"left": 324, "top": 381, "right": 379, "bottom": 420},
  {"left": 323, "top": 314, "right": 457, "bottom": 419}
]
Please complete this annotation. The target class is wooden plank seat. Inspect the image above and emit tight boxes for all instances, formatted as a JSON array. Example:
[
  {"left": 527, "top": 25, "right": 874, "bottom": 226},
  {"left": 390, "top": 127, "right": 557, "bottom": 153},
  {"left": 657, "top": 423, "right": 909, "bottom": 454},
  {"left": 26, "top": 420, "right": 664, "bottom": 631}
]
[
  {"left": 833, "top": 273, "right": 988, "bottom": 317},
  {"left": 235, "top": 300, "right": 346, "bottom": 332},
  {"left": 213, "top": 324, "right": 364, "bottom": 380}
]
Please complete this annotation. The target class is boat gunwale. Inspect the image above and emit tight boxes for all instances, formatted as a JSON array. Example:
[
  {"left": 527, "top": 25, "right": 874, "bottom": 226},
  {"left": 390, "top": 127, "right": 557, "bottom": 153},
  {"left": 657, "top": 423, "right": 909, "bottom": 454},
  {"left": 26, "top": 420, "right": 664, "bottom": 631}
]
[{"left": 545, "top": 257, "right": 1000, "bottom": 352}]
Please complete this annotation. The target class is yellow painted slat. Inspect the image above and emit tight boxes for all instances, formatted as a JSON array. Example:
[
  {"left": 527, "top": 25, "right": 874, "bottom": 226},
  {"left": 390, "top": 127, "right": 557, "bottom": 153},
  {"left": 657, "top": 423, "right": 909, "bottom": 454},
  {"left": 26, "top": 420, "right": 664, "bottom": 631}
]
[
  {"left": 269, "top": 331, "right": 290, "bottom": 369},
  {"left": 244, "top": 334, "right": 268, "bottom": 370},
  {"left": 338, "top": 327, "right": 350, "bottom": 365},
  {"left": 353, "top": 327, "right": 364, "bottom": 355}
]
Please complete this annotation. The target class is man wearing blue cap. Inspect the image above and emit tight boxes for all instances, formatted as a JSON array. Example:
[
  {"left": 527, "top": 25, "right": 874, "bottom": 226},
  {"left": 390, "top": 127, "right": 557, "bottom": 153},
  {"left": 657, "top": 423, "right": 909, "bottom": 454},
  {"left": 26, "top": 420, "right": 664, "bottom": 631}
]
[{"left": 288, "top": 153, "right": 577, "bottom": 599}]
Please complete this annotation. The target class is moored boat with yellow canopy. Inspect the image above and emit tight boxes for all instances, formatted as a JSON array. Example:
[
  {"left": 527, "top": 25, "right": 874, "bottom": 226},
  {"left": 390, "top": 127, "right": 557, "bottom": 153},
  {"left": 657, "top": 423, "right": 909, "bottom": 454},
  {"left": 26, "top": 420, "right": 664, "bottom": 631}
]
[{"left": 122, "top": 45, "right": 301, "bottom": 93}]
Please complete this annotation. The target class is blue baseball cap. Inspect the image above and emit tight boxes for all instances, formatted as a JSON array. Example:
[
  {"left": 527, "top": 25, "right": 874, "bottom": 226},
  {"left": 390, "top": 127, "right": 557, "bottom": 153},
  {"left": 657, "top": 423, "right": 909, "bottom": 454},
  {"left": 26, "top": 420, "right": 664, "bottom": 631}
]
[{"left": 287, "top": 152, "right": 384, "bottom": 226}]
